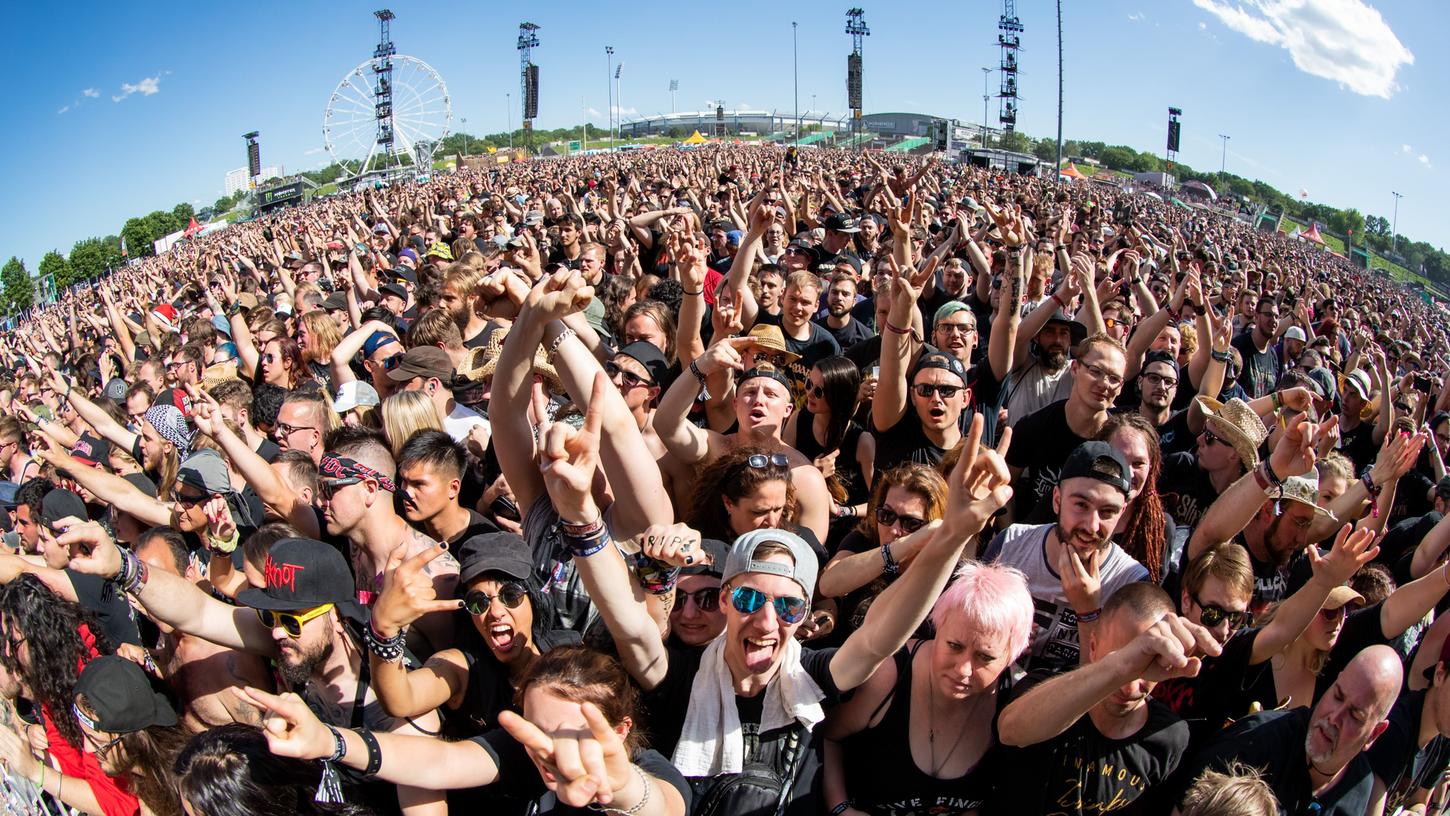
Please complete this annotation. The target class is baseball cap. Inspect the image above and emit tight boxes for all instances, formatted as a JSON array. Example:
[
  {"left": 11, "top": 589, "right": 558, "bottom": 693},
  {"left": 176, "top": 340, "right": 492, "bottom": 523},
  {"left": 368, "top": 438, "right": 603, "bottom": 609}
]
[
  {"left": 333, "top": 381, "right": 381, "bottom": 414},
  {"left": 1141, "top": 350, "right": 1180, "bottom": 378},
  {"left": 721, "top": 529, "right": 819, "bottom": 600},
  {"left": 40, "top": 489, "right": 88, "bottom": 531},
  {"left": 823, "top": 213, "right": 861, "bottom": 233},
  {"left": 614, "top": 341, "right": 670, "bottom": 386},
  {"left": 1059, "top": 441, "right": 1133, "bottom": 496},
  {"left": 911, "top": 351, "right": 969, "bottom": 386},
  {"left": 456, "top": 532, "right": 534, "bottom": 587},
  {"left": 1284, "top": 326, "right": 1307, "bottom": 343},
  {"left": 237, "top": 538, "right": 359, "bottom": 613},
  {"left": 1323, "top": 584, "right": 1364, "bottom": 612},
  {"left": 69, "top": 434, "right": 112, "bottom": 469},
  {"left": 1344, "top": 369, "right": 1372, "bottom": 400},
  {"left": 379, "top": 283, "right": 409, "bottom": 303},
  {"left": 385, "top": 346, "right": 455, "bottom": 383},
  {"left": 738, "top": 363, "right": 793, "bottom": 394},
  {"left": 74, "top": 656, "right": 178, "bottom": 733},
  {"left": 103, "top": 378, "right": 129, "bottom": 402}
]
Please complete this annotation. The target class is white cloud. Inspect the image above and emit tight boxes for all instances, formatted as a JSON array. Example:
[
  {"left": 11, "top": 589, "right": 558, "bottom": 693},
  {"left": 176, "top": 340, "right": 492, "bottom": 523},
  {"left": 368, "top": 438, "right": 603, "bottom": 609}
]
[
  {"left": 113, "top": 75, "right": 162, "bottom": 102},
  {"left": 303, "top": 146, "right": 326, "bottom": 156},
  {"left": 1192, "top": 0, "right": 1412, "bottom": 98},
  {"left": 82, "top": 88, "right": 99, "bottom": 98},
  {"left": 586, "top": 107, "right": 603, "bottom": 118},
  {"left": 1402, "top": 144, "right": 1413, "bottom": 154},
  {"left": 1419, "top": 154, "right": 1432, "bottom": 168},
  {"left": 57, "top": 105, "right": 70, "bottom": 115},
  {"left": 1199, "top": 21, "right": 1208, "bottom": 30},
  {"left": 1128, "top": 11, "right": 1145, "bottom": 21}
]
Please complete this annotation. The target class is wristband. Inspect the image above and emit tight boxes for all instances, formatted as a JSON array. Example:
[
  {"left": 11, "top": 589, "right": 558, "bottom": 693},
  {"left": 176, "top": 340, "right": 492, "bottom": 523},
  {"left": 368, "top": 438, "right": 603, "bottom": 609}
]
[
  {"left": 1051, "top": 292, "right": 1067, "bottom": 311},
  {"left": 1166, "top": 306, "right": 1183, "bottom": 323},
  {"left": 1271, "top": 392, "right": 1282, "bottom": 411},
  {"left": 880, "top": 543, "right": 900, "bottom": 577},
  {"left": 1210, "top": 349, "right": 1231, "bottom": 363},
  {"left": 560, "top": 516, "right": 605, "bottom": 538},
  {"left": 631, "top": 553, "right": 681, "bottom": 595},
  {"left": 885, "top": 320, "right": 911, "bottom": 335},
  {"left": 325, "top": 725, "right": 347, "bottom": 763},
  {"left": 590, "top": 763, "right": 651, "bottom": 816},
  {"left": 688, "top": 360, "right": 706, "bottom": 382},
  {"left": 547, "top": 328, "right": 577, "bottom": 363},
  {"left": 829, "top": 802, "right": 854, "bottom": 816},
  {"left": 117, "top": 549, "right": 150, "bottom": 595},
  {"left": 563, "top": 527, "right": 611, "bottom": 558},
  {"left": 1076, "top": 608, "right": 1102, "bottom": 623},
  {"left": 364, "top": 622, "right": 407, "bottom": 663},
  {"left": 208, "top": 528, "right": 240, "bottom": 555},
  {"left": 682, "top": 287, "right": 703, "bottom": 297},
  {"left": 357, "top": 728, "right": 382, "bottom": 778},
  {"left": 1361, "top": 472, "right": 1383, "bottom": 497}
]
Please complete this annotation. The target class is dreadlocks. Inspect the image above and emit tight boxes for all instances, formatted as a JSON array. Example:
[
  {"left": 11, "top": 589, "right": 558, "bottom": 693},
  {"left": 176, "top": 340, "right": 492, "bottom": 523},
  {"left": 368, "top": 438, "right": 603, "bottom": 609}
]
[{"left": 1098, "top": 413, "right": 1168, "bottom": 582}]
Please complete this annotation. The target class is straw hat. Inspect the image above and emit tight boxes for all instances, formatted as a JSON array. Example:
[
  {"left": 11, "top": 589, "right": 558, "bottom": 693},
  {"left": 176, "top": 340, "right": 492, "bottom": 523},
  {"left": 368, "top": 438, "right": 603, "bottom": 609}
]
[
  {"left": 459, "top": 332, "right": 563, "bottom": 395},
  {"left": 1271, "top": 474, "right": 1337, "bottom": 522},
  {"left": 1195, "top": 396, "right": 1267, "bottom": 468},
  {"left": 740, "top": 324, "right": 801, "bottom": 365}
]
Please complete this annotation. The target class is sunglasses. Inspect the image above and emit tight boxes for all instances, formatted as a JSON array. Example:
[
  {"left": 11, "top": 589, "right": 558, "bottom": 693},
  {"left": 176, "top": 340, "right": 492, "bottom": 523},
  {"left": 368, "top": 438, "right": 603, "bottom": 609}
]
[
  {"left": 913, "top": 383, "right": 963, "bottom": 400},
  {"left": 1192, "top": 595, "right": 1247, "bottom": 630},
  {"left": 728, "top": 586, "right": 808, "bottom": 624},
  {"left": 875, "top": 504, "right": 928, "bottom": 534},
  {"left": 1201, "top": 429, "right": 1228, "bottom": 447},
  {"left": 605, "top": 361, "right": 653, "bottom": 389},
  {"left": 256, "top": 603, "right": 334, "bottom": 638},
  {"left": 678, "top": 587, "right": 720, "bottom": 612},
  {"left": 173, "top": 490, "right": 209, "bottom": 508},
  {"left": 464, "top": 583, "right": 529, "bottom": 615},
  {"left": 747, "top": 453, "right": 790, "bottom": 469},
  {"left": 382, "top": 353, "right": 405, "bottom": 371},
  {"left": 1319, "top": 605, "right": 1348, "bottom": 624},
  {"left": 320, "top": 477, "right": 362, "bottom": 500}
]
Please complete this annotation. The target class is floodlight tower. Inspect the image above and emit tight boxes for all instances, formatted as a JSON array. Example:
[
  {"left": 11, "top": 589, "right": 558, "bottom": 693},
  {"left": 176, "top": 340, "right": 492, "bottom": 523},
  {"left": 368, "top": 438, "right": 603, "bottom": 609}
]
[
  {"left": 372, "top": 10, "right": 397, "bottom": 172},
  {"left": 517, "top": 22, "right": 540, "bottom": 155},
  {"left": 997, "top": 0, "right": 1022, "bottom": 132},
  {"left": 845, "top": 8, "right": 869, "bottom": 146}
]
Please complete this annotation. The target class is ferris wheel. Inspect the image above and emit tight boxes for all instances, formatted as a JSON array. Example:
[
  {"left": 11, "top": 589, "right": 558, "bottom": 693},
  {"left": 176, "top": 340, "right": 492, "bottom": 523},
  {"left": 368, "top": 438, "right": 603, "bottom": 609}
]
[{"left": 323, "top": 54, "right": 451, "bottom": 178}]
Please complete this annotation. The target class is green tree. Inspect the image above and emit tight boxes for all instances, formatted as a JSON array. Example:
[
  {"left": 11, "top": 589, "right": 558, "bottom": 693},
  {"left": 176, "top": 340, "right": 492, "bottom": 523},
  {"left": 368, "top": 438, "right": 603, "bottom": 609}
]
[
  {"left": 120, "top": 217, "right": 152, "bottom": 258},
  {"left": 1, "top": 257, "right": 33, "bottom": 314},
  {"left": 1328, "top": 208, "right": 1366, "bottom": 240},
  {"left": 1033, "top": 137, "right": 1059, "bottom": 163},
  {"left": 1098, "top": 146, "right": 1136, "bottom": 171},
  {"left": 37, "top": 250, "right": 73, "bottom": 291},
  {"left": 172, "top": 202, "right": 195, "bottom": 226},
  {"left": 69, "top": 236, "right": 123, "bottom": 282},
  {"left": 993, "top": 131, "right": 1032, "bottom": 153}
]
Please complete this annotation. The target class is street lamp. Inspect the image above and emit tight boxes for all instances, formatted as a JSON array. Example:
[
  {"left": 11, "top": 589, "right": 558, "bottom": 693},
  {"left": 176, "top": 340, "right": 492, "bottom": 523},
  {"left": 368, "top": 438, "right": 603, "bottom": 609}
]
[
  {"left": 1391, "top": 191, "right": 1404, "bottom": 254},
  {"left": 461, "top": 118, "right": 468, "bottom": 156},
  {"left": 792, "top": 22, "right": 799, "bottom": 146},
  {"left": 981, "top": 67, "right": 995, "bottom": 148},
  {"left": 605, "top": 46, "right": 614, "bottom": 147},
  {"left": 1218, "top": 133, "right": 1231, "bottom": 174},
  {"left": 507, "top": 93, "right": 513, "bottom": 150}
]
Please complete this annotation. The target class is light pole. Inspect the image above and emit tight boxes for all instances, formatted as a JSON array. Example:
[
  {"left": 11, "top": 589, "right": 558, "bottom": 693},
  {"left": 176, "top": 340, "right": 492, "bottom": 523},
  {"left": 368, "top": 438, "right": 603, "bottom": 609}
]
[
  {"left": 615, "top": 63, "right": 623, "bottom": 143},
  {"left": 792, "top": 21, "right": 799, "bottom": 146},
  {"left": 1218, "top": 133, "right": 1230, "bottom": 174},
  {"left": 1055, "top": 0, "right": 1064, "bottom": 172},
  {"left": 981, "top": 67, "right": 994, "bottom": 148},
  {"left": 507, "top": 93, "right": 513, "bottom": 151},
  {"left": 670, "top": 79, "right": 678, "bottom": 114},
  {"left": 461, "top": 118, "right": 468, "bottom": 156},
  {"left": 1391, "top": 191, "right": 1403, "bottom": 253},
  {"left": 605, "top": 46, "right": 614, "bottom": 148}
]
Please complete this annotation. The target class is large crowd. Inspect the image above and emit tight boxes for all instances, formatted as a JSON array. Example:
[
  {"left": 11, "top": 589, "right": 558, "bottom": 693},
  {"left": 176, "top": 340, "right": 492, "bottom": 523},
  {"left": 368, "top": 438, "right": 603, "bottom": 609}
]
[{"left": 0, "top": 142, "right": 1447, "bottom": 816}]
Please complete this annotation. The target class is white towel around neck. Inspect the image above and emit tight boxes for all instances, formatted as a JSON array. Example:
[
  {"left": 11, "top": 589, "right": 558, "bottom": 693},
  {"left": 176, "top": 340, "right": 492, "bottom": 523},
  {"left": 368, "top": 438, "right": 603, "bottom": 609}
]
[{"left": 671, "top": 634, "right": 826, "bottom": 777}]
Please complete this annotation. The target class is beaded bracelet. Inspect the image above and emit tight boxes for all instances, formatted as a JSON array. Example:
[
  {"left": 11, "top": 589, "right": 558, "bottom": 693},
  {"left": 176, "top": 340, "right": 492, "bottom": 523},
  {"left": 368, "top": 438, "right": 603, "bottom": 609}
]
[{"left": 547, "top": 328, "right": 577, "bottom": 363}]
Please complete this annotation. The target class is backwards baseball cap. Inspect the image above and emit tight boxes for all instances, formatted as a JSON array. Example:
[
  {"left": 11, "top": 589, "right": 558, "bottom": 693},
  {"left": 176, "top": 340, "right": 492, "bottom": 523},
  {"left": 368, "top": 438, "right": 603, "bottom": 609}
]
[
  {"left": 911, "top": 351, "right": 969, "bottom": 385},
  {"left": 40, "top": 489, "right": 88, "bottom": 532},
  {"left": 1344, "top": 369, "right": 1372, "bottom": 400},
  {"left": 1284, "top": 326, "right": 1307, "bottom": 343},
  {"left": 69, "top": 434, "right": 113, "bottom": 469},
  {"left": 456, "top": 532, "right": 534, "bottom": 587},
  {"left": 1059, "top": 441, "right": 1133, "bottom": 496},
  {"left": 238, "top": 538, "right": 361, "bottom": 613},
  {"left": 74, "top": 656, "right": 178, "bottom": 734},
  {"left": 721, "top": 529, "right": 819, "bottom": 600},
  {"left": 1141, "top": 350, "right": 1180, "bottom": 378},
  {"left": 614, "top": 341, "right": 670, "bottom": 386},
  {"left": 737, "top": 363, "right": 794, "bottom": 394},
  {"left": 385, "top": 346, "right": 455, "bottom": 383}
]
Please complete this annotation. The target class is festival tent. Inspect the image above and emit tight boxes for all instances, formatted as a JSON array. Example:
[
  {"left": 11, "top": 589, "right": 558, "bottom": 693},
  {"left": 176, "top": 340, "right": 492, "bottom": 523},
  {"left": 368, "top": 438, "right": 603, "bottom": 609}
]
[
  {"left": 1299, "top": 223, "right": 1326, "bottom": 244},
  {"left": 1142, "top": 191, "right": 1163, "bottom": 201},
  {"left": 1181, "top": 180, "right": 1218, "bottom": 201},
  {"left": 1059, "top": 162, "right": 1087, "bottom": 180},
  {"left": 184, "top": 217, "right": 203, "bottom": 238},
  {"left": 682, "top": 130, "right": 707, "bottom": 145}
]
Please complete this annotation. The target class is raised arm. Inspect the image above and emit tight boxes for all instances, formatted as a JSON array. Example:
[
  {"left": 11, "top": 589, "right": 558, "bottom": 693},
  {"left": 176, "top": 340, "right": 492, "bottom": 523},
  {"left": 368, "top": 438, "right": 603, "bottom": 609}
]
[
  {"left": 872, "top": 258, "right": 933, "bottom": 433},
  {"left": 655, "top": 339, "right": 745, "bottom": 466},
  {"left": 1251, "top": 525, "right": 1380, "bottom": 664},
  {"left": 35, "top": 438, "right": 171, "bottom": 527}
]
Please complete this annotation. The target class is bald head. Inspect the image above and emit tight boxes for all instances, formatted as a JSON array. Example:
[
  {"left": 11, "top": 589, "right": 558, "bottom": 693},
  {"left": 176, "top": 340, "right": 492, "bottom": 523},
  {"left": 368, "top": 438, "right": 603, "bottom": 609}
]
[
  {"left": 1345, "top": 644, "right": 1404, "bottom": 722},
  {"left": 1305, "top": 644, "right": 1402, "bottom": 772}
]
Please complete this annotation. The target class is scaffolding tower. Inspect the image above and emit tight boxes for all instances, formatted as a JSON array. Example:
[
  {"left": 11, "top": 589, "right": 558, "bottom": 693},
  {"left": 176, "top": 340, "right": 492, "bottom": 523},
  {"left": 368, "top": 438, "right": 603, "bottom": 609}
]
[{"left": 997, "top": 0, "right": 1021, "bottom": 132}]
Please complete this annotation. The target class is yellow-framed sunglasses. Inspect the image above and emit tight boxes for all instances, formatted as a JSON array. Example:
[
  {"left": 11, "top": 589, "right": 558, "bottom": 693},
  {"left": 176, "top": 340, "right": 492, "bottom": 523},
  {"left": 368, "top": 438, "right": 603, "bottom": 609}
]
[{"left": 256, "top": 603, "right": 334, "bottom": 638}]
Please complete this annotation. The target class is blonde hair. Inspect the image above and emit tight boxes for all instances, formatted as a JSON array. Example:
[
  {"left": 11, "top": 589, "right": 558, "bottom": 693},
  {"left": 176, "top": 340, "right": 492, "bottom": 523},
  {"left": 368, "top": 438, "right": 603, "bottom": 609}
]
[
  {"left": 299, "top": 310, "right": 341, "bottom": 364},
  {"left": 1180, "top": 763, "right": 1277, "bottom": 816},
  {"left": 380, "top": 390, "right": 444, "bottom": 457}
]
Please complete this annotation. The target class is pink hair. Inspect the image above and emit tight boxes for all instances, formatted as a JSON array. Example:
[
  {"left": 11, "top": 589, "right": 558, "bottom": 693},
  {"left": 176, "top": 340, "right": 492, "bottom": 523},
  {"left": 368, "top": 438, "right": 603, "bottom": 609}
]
[{"left": 930, "top": 561, "right": 1034, "bottom": 661}]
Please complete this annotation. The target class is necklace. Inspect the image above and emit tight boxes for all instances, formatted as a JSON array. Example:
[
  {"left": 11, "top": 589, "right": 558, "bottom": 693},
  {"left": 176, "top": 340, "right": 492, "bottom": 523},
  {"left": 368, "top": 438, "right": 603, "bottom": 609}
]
[{"left": 923, "top": 650, "right": 977, "bottom": 778}]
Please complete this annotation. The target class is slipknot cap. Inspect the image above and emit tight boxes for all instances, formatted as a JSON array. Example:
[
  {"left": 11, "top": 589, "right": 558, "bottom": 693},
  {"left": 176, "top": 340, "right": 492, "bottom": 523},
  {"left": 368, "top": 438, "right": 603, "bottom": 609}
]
[{"left": 237, "top": 538, "right": 357, "bottom": 613}]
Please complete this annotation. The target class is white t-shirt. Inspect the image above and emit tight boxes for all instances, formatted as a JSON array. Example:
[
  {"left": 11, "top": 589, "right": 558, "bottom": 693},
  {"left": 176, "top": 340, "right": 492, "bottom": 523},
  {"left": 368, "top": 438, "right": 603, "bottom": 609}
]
[
  {"left": 442, "top": 401, "right": 490, "bottom": 445},
  {"left": 982, "top": 522, "right": 1149, "bottom": 672}
]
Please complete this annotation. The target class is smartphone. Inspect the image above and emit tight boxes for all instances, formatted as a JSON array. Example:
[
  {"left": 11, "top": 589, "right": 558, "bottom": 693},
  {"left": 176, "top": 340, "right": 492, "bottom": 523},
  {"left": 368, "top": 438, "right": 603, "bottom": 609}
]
[{"left": 1414, "top": 375, "right": 1433, "bottom": 394}]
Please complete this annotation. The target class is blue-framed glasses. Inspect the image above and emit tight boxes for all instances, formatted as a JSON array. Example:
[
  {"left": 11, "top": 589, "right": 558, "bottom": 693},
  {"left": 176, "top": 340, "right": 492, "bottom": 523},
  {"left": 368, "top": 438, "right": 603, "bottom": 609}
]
[{"left": 728, "top": 586, "right": 808, "bottom": 624}]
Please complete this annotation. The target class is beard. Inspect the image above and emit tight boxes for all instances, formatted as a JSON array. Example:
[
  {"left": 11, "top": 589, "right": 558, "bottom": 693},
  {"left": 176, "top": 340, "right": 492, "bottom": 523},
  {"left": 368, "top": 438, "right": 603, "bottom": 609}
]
[
  {"left": 1041, "top": 346, "right": 1068, "bottom": 371},
  {"left": 1058, "top": 522, "right": 1109, "bottom": 554},
  {"left": 828, "top": 302, "right": 850, "bottom": 318},
  {"left": 278, "top": 634, "right": 334, "bottom": 687},
  {"left": 1265, "top": 515, "right": 1300, "bottom": 566}
]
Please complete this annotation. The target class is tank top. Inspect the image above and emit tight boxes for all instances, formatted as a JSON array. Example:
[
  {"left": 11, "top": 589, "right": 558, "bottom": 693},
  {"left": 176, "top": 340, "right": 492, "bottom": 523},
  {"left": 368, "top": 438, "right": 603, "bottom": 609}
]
[
  {"left": 792, "top": 404, "right": 869, "bottom": 506},
  {"left": 840, "top": 642, "right": 1000, "bottom": 815}
]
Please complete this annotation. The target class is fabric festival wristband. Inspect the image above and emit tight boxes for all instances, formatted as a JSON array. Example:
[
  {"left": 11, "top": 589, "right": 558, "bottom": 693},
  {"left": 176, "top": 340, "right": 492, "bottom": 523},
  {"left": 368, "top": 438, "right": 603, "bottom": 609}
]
[
  {"left": 364, "top": 624, "right": 406, "bottom": 663},
  {"left": 633, "top": 554, "right": 680, "bottom": 595},
  {"left": 1076, "top": 608, "right": 1102, "bottom": 623},
  {"left": 208, "top": 528, "right": 240, "bottom": 554},
  {"left": 885, "top": 321, "right": 911, "bottom": 335},
  {"left": 563, "top": 528, "right": 611, "bottom": 558}
]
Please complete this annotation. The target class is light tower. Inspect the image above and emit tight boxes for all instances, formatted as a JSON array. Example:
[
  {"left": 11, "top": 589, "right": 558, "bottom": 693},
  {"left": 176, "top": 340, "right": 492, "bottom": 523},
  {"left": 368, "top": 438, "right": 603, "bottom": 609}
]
[
  {"left": 845, "top": 8, "right": 869, "bottom": 146},
  {"left": 997, "top": 0, "right": 1022, "bottom": 132},
  {"left": 1166, "top": 108, "right": 1182, "bottom": 172},
  {"left": 243, "top": 131, "right": 261, "bottom": 186},
  {"left": 371, "top": 10, "right": 397, "bottom": 173},
  {"left": 517, "top": 22, "right": 540, "bottom": 155}
]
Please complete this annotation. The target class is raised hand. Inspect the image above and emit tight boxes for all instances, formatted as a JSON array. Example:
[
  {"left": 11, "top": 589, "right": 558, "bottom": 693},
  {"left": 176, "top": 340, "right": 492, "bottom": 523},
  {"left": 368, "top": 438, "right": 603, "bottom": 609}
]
[
  {"left": 234, "top": 687, "right": 335, "bottom": 761},
  {"left": 1268, "top": 411, "right": 1320, "bottom": 480},
  {"left": 476, "top": 268, "right": 531, "bottom": 321},
  {"left": 524, "top": 267, "right": 594, "bottom": 323},
  {"left": 941, "top": 414, "right": 1013, "bottom": 538},
  {"left": 639, "top": 522, "right": 707, "bottom": 568},
  {"left": 498, "top": 702, "right": 635, "bottom": 809},
  {"left": 1308, "top": 524, "right": 1379, "bottom": 586},
  {"left": 694, "top": 336, "right": 753, "bottom": 377},
  {"left": 1368, "top": 428, "right": 1427, "bottom": 487},
  {"left": 537, "top": 372, "right": 606, "bottom": 523},
  {"left": 1121, "top": 614, "right": 1221, "bottom": 684},
  {"left": 371, "top": 543, "right": 464, "bottom": 638},
  {"left": 55, "top": 517, "right": 122, "bottom": 579}
]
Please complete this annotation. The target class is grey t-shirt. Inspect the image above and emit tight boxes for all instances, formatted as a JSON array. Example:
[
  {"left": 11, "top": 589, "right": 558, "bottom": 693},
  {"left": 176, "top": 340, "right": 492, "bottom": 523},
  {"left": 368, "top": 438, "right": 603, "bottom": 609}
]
[{"left": 982, "top": 523, "right": 1149, "bottom": 671}]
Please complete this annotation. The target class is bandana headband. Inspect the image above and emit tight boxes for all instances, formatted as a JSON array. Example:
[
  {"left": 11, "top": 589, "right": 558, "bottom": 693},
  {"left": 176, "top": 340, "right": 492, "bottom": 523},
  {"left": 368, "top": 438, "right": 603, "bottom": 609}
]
[{"left": 319, "top": 453, "right": 396, "bottom": 493}]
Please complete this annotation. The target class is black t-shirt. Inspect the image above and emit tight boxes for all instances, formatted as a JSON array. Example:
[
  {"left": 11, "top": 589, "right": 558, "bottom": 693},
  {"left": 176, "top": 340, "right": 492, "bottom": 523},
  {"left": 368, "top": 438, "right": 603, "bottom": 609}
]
[
  {"left": 67, "top": 569, "right": 141, "bottom": 647},
  {"left": 1382, "top": 511, "right": 1440, "bottom": 586},
  {"left": 1155, "top": 409, "right": 1195, "bottom": 457},
  {"left": 755, "top": 312, "right": 842, "bottom": 408},
  {"left": 254, "top": 437, "right": 282, "bottom": 464},
  {"left": 470, "top": 731, "right": 691, "bottom": 816},
  {"left": 816, "top": 315, "right": 874, "bottom": 351},
  {"left": 641, "top": 643, "right": 848, "bottom": 816},
  {"left": 1157, "top": 452, "right": 1218, "bottom": 535},
  {"left": 1364, "top": 688, "right": 1443, "bottom": 804},
  {"left": 1005, "top": 400, "right": 1089, "bottom": 523},
  {"left": 1231, "top": 330, "right": 1280, "bottom": 399},
  {"left": 1178, "top": 707, "right": 1375, "bottom": 815},
  {"left": 986, "top": 669, "right": 1190, "bottom": 816},
  {"left": 1337, "top": 420, "right": 1378, "bottom": 476}
]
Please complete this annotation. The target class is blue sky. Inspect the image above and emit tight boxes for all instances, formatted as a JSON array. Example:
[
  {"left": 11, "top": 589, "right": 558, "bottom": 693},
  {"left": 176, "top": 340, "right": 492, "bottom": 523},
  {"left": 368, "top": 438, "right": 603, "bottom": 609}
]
[{"left": 2, "top": 0, "right": 1443, "bottom": 271}]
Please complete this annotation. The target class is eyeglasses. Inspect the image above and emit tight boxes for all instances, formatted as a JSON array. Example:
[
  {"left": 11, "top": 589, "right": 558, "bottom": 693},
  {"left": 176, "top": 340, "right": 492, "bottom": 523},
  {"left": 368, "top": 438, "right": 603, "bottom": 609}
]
[
  {"left": 1078, "top": 362, "right": 1125, "bottom": 388},
  {"left": 262, "top": 354, "right": 277, "bottom": 364},
  {"left": 276, "top": 422, "right": 318, "bottom": 439},
  {"left": 875, "top": 504, "right": 929, "bottom": 534},
  {"left": 1319, "top": 605, "right": 1348, "bottom": 624},
  {"left": 605, "top": 361, "right": 653, "bottom": 389},
  {"left": 913, "top": 383, "right": 963, "bottom": 400},
  {"left": 256, "top": 603, "right": 334, "bottom": 638},
  {"left": 319, "top": 477, "right": 362, "bottom": 500},
  {"left": 936, "top": 323, "right": 975, "bottom": 335},
  {"left": 677, "top": 587, "right": 720, "bottom": 612},
  {"left": 808, "top": 383, "right": 825, "bottom": 397},
  {"left": 464, "top": 583, "right": 529, "bottom": 615},
  {"left": 1141, "top": 372, "right": 1178, "bottom": 389},
  {"left": 1191, "top": 595, "right": 1247, "bottom": 630},
  {"left": 173, "top": 490, "right": 209, "bottom": 508},
  {"left": 1201, "top": 429, "right": 1228, "bottom": 447},
  {"left": 746, "top": 453, "right": 791, "bottom": 470},
  {"left": 727, "top": 586, "right": 808, "bottom": 624}
]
